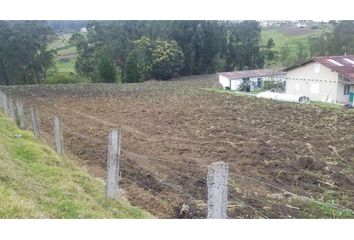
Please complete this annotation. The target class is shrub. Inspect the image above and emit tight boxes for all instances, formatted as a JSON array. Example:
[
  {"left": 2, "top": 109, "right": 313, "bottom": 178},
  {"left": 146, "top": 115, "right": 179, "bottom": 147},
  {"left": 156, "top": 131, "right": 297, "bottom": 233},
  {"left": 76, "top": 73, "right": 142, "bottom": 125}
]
[
  {"left": 98, "top": 54, "right": 117, "bottom": 83},
  {"left": 263, "top": 81, "right": 277, "bottom": 90},
  {"left": 124, "top": 51, "right": 144, "bottom": 83},
  {"left": 44, "top": 72, "right": 90, "bottom": 84}
]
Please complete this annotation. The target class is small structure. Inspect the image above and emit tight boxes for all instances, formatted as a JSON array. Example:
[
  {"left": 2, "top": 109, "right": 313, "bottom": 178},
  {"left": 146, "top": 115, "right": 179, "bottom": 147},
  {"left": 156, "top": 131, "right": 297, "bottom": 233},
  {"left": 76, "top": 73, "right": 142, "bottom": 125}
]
[
  {"left": 284, "top": 55, "right": 354, "bottom": 104},
  {"left": 80, "top": 27, "right": 87, "bottom": 33},
  {"left": 218, "top": 69, "right": 286, "bottom": 92},
  {"left": 296, "top": 23, "right": 308, "bottom": 28}
]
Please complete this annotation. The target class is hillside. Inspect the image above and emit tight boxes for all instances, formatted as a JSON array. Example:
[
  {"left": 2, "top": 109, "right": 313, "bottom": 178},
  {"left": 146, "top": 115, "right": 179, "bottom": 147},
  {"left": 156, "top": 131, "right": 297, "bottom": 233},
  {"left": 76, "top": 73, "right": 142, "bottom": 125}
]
[
  {"left": 0, "top": 112, "right": 151, "bottom": 218},
  {"left": 47, "top": 33, "right": 89, "bottom": 84},
  {"left": 261, "top": 23, "right": 333, "bottom": 66},
  {"left": 48, "top": 33, "right": 77, "bottom": 73}
]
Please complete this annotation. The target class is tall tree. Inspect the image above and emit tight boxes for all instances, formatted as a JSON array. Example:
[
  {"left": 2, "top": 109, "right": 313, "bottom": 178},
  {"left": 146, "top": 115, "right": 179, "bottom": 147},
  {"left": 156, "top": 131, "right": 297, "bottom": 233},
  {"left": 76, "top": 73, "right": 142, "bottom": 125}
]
[
  {"left": 71, "top": 20, "right": 267, "bottom": 82},
  {"left": 0, "top": 21, "right": 55, "bottom": 85},
  {"left": 98, "top": 53, "right": 117, "bottom": 83},
  {"left": 151, "top": 39, "right": 184, "bottom": 80},
  {"left": 310, "top": 21, "right": 354, "bottom": 56}
]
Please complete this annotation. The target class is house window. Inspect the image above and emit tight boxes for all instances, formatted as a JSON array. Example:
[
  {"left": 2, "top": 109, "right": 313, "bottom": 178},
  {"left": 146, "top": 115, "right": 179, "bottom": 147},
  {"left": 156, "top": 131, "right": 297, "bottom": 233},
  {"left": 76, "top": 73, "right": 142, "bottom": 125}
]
[{"left": 344, "top": 85, "right": 350, "bottom": 95}]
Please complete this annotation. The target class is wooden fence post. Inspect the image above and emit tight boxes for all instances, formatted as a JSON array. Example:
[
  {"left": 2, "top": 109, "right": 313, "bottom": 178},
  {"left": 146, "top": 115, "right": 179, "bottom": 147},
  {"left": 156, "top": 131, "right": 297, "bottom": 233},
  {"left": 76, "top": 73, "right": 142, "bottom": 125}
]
[
  {"left": 207, "top": 162, "right": 229, "bottom": 219},
  {"left": 31, "top": 105, "right": 41, "bottom": 139},
  {"left": 53, "top": 116, "right": 64, "bottom": 154},
  {"left": 106, "top": 129, "right": 121, "bottom": 200},
  {"left": 7, "top": 98, "right": 16, "bottom": 121},
  {"left": 15, "top": 98, "right": 26, "bottom": 129}
]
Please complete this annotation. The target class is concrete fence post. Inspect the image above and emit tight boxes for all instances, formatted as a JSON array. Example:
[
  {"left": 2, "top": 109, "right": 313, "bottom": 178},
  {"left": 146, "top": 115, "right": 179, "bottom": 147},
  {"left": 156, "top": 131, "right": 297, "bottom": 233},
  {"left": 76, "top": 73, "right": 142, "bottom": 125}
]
[
  {"left": 31, "top": 105, "right": 41, "bottom": 139},
  {"left": 7, "top": 98, "right": 16, "bottom": 121},
  {"left": 15, "top": 98, "right": 26, "bottom": 129},
  {"left": 106, "top": 129, "right": 121, "bottom": 200},
  {"left": 207, "top": 161, "right": 229, "bottom": 219},
  {"left": 0, "top": 91, "right": 5, "bottom": 112},
  {"left": 0, "top": 91, "right": 9, "bottom": 115},
  {"left": 53, "top": 116, "right": 64, "bottom": 154}
]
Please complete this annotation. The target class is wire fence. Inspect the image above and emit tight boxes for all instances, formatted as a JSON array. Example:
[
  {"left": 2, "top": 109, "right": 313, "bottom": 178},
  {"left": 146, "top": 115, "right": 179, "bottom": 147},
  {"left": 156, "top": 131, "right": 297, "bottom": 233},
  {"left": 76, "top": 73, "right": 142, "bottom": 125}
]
[{"left": 1, "top": 88, "right": 353, "bottom": 219}]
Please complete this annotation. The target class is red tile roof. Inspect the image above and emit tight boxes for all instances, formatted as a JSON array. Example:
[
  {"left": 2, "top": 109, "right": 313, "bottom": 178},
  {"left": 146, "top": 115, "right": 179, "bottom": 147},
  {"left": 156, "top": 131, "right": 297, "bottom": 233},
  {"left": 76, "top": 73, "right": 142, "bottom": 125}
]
[
  {"left": 285, "top": 55, "right": 354, "bottom": 83},
  {"left": 218, "top": 69, "right": 285, "bottom": 79},
  {"left": 314, "top": 55, "right": 354, "bottom": 82}
]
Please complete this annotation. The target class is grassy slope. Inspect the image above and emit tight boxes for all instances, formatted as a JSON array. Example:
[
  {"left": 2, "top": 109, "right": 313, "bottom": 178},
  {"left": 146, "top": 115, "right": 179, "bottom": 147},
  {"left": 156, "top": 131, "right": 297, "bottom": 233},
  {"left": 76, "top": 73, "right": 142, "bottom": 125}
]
[
  {"left": 49, "top": 33, "right": 77, "bottom": 73},
  {"left": 0, "top": 112, "right": 151, "bottom": 218},
  {"left": 261, "top": 24, "right": 333, "bottom": 66}
]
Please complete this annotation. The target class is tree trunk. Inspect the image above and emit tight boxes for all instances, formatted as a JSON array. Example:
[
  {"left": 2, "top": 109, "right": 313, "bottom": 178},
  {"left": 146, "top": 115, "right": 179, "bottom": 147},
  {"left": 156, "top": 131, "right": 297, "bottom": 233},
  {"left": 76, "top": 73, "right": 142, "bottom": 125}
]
[
  {"left": 37, "top": 73, "right": 41, "bottom": 84},
  {"left": 31, "top": 63, "right": 37, "bottom": 84},
  {"left": 23, "top": 69, "right": 28, "bottom": 85},
  {"left": 0, "top": 58, "right": 10, "bottom": 85}
]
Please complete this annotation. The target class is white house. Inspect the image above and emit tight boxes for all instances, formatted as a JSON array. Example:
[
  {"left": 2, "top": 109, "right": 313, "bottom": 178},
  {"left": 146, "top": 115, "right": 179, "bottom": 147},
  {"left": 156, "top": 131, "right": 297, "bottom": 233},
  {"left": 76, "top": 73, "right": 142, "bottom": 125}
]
[
  {"left": 80, "top": 27, "right": 87, "bottom": 33},
  {"left": 296, "top": 23, "right": 308, "bottom": 28},
  {"left": 218, "top": 69, "right": 286, "bottom": 92},
  {"left": 284, "top": 55, "right": 354, "bottom": 104}
]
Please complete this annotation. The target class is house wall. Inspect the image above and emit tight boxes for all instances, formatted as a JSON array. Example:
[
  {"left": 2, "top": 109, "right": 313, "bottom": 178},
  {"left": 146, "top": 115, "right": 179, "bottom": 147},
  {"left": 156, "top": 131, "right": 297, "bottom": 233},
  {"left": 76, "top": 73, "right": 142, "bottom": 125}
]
[
  {"left": 230, "top": 79, "right": 242, "bottom": 90},
  {"left": 336, "top": 82, "right": 354, "bottom": 103},
  {"left": 220, "top": 74, "right": 286, "bottom": 91},
  {"left": 219, "top": 75, "right": 230, "bottom": 89},
  {"left": 286, "top": 62, "right": 339, "bottom": 102}
]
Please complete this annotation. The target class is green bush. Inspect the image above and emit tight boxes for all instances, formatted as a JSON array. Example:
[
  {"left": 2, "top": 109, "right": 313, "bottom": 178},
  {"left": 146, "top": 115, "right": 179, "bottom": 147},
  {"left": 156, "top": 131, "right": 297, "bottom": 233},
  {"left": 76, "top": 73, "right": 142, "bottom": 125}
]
[
  {"left": 98, "top": 54, "right": 117, "bottom": 83},
  {"left": 263, "top": 81, "right": 277, "bottom": 90},
  {"left": 125, "top": 51, "right": 144, "bottom": 83},
  {"left": 44, "top": 72, "right": 90, "bottom": 84}
]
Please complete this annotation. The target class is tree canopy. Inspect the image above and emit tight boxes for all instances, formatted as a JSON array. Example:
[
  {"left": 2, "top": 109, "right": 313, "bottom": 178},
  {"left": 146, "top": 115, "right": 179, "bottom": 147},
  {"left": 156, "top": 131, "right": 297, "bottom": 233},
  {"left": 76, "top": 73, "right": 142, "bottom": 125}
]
[
  {"left": 310, "top": 21, "right": 354, "bottom": 57},
  {"left": 70, "top": 20, "right": 272, "bottom": 82},
  {"left": 0, "top": 21, "right": 55, "bottom": 85}
]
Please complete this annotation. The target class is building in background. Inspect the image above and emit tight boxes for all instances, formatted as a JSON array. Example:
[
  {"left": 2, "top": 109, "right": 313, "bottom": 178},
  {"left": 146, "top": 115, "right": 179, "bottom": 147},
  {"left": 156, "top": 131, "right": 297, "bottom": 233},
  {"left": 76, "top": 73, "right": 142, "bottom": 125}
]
[
  {"left": 218, "top": 69, "right": 286, "bottom": 92},
  {"left": 284, "top": 55, "right": 354, "bottom": 104}
]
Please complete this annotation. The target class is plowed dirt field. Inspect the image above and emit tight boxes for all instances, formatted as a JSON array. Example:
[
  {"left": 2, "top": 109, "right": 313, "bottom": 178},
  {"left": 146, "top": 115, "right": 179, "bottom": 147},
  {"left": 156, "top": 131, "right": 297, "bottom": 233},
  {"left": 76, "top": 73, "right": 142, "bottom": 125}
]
[{"left": 3, "top": 75, "right": 354, "bottom": 218}]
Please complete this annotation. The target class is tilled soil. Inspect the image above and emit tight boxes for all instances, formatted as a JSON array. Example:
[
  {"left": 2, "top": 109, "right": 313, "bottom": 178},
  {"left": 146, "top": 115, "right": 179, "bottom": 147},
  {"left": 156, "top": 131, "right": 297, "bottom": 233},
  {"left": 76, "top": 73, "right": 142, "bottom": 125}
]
[{"left": 2, "top": 75, "right": 354, "bottom": 218}]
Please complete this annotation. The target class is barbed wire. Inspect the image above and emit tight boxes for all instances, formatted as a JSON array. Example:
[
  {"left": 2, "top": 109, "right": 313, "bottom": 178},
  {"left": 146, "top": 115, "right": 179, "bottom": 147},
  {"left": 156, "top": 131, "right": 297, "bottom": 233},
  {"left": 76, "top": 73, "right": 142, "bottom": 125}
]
[
  {"left": 121, "top": 160, "right": 203, "bottom": 203},
  {"left": 32, "top": 96, "right": 212, "bottom": 147},
  {"left": 10, "top": 91, "right": 354, "bottom": 219},
  {"left": 122, "top": 150, "right": 207, "bottom": 183},
  {"left": 121, "top": 170, "right": 202, "bottom": 219},
  {"left": 62, "top": 122, "right": 106, "bottom": 144},
  {"left": 227, "top": 191, "right": 269, "bottom": 219}
]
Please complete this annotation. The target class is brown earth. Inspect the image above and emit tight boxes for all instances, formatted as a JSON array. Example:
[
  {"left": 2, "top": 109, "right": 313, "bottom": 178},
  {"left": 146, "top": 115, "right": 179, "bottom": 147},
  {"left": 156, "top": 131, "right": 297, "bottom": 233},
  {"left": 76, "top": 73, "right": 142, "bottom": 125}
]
[{"left": 2, "top": 75, "right": 354, "bottom": 218}]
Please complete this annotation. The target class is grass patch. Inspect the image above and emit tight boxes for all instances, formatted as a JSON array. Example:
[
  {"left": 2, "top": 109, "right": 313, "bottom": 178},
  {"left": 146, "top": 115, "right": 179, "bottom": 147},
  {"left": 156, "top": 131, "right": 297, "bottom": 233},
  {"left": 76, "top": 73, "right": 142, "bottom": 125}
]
[
  {"left": 0, "top": 112, "right": 151, "bottom": 218},
  {"left": 49, "top": 33, "right": 79, "bottom": 74},
  {"left": 304, "top": 200, "right": 354, "bottom": 218},
  {"left": 45, "top": 72, "right": 90, "bottom": 84},
  {"left": 204, "top": 88, "right": 351, "bottom": 110},
  {"left": 53, "top": 58, "right": 77, "bottom": 73},
  {"left": 202, "top": 88, "right": 257, "bottom": 97},
  {"left": 309, "top": 101, "right": 344, "bottom": 109}
]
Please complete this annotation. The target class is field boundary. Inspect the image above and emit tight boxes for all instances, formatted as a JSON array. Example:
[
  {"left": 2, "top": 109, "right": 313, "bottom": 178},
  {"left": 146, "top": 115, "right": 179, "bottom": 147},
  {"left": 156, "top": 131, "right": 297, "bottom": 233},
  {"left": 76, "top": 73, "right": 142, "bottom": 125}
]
[{"left": 1, "top": 88, "right": 353, "bottom": 219}]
